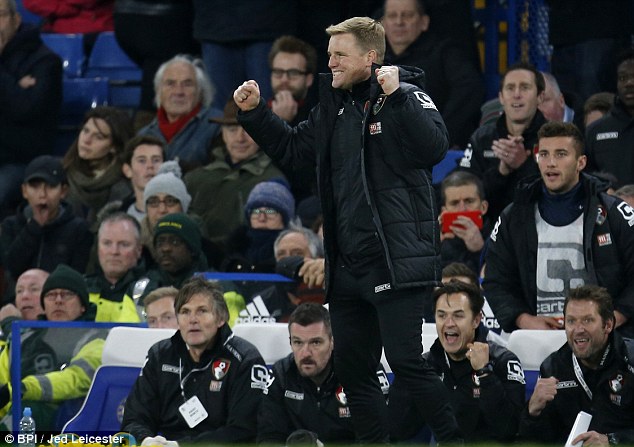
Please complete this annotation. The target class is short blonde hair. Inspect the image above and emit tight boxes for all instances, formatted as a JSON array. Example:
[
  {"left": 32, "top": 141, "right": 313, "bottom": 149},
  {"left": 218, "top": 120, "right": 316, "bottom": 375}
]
[{"left": 326, "top": 17, "right": 385, "bottom": 64}]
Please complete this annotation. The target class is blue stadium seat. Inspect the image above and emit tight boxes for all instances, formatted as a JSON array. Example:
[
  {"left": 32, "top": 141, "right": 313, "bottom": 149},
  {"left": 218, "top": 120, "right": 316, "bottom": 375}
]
[
  {"left": 432, "top": 149, "right": 464, "bottom": 184},
  {"left": 62, "top": 327, "right": 175, "bottom": 434},
  {"left": 15, "top": 0, "right": 42, "bottom": 26},
  {"left": 62, "top": 366, "right": 140, "bottom": 433},
  {"left": 52, "top": 77, "right": 110, "bottom": 155},
  {"left": 85, "top": 32, "right": 141, "bottom": 108},
  {"left": 41, "top": 33, "right": 85, "bottom": 78}
]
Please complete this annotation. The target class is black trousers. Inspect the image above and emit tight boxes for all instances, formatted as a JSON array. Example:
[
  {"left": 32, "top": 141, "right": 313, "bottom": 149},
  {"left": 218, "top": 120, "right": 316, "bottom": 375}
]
[{"left": 330, "top": 257, "right": 461, "bottom": 443}]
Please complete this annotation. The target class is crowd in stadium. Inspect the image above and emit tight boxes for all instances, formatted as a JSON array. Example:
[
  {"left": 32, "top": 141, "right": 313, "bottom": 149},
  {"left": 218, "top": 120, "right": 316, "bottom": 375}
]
[{"left": 0, "top": 0, "right": 633, "bottom": 444}]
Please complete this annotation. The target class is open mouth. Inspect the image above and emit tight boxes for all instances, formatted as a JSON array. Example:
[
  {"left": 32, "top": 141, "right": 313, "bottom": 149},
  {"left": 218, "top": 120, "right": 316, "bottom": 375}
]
[{"left": 444, "top": 331, "right": 459, "bottom": 345}]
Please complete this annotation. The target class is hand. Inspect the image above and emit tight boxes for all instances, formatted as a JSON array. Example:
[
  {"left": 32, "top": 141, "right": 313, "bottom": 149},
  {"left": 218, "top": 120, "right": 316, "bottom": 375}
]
[
  {"left": 0, "top": 304, "right": 22, "bottom": 321},
  {"left": 492, "top": 135, "right": 529, "bottom": 174},
  {"left": 465, "top": 341, "right": 490, "bottom": 371},
  {"left": 234, "top": 80, "right": 261, "bottom": 112},
  {"left": 528, "top": 376, "right": 558, "bottom": 416},
  {"left": 375, "top": 66, "right": 399, "bottom": 95},
  {"left": 572, "top": 431, "right": 610, "bottom": 447},
  {"left": 141, "top": 436, "right": 168, "bottom": 446},
  {"left": 515, "top": 313, "right": 563, "bottom": 330},
  {"left": 271, "top": 90, "right": 298, "bottom": 122},
  {"left": 19, "top": 75, "right": 36, "bottom": 89},
  {"left": 447, "top": 215, "right": 485, "bottom": 252},
  {"left": 298, "top": 258, "right": 325, "bottom": 288}
]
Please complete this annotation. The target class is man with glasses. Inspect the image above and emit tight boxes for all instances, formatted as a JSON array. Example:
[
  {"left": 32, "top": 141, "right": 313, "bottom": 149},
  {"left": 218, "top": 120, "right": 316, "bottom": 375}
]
[
  {"left": 266, "top": 35, "right": 319, "bottom": 202},
  {"left": 0, "top": 264, "right": 105, "bottom": 429},
  {"left": 0, "top": 0, "right": 62, "bottom": 215},
  {"left": 122, "top": 276, "right": 266, "bottom": 444}
]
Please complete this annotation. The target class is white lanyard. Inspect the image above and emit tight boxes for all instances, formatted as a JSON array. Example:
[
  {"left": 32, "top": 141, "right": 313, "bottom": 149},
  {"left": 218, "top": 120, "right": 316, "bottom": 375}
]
[
  {"left": 178, "top": 357, "right": 213, "bottom": 402},
  {"left": 572, "top": 354, "right": 593, "bottom": 401},
  {"left": 571, "top": 344, "right": 610, "bottom": 401}
]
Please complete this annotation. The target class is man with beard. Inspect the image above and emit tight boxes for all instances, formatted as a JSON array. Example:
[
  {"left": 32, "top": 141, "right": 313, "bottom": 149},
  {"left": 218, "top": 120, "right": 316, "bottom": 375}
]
[
  {"left": 519, "top": 285, "right": 634, "bottom": 445},
  {"left": 257, "top": 303, "right": 389, "bottom": 445}
]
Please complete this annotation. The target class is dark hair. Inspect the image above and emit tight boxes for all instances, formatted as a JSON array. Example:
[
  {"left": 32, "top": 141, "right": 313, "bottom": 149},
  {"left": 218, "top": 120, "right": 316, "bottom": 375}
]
[
  {"left": 616, "top": 48, "right": 634, "bottom": 69},
  {"left": 583, "top": 92, "right": 615, "bottom": 118},
  {"left": 122, "top": 135, "right": 166, "bottom": 166},
  {"left": 441, "top": 262, "right": 479, "bottom": 286},
  {"left": 288, "top": 302, "right": 332, "bottom": 338},
  {"left": 432, "top": 279, "right": 484, "bottom": 316},
  {"left": 564, "top": 285, "right": 614, "bottom": 325},
  {"left": 62, "top": 106, "right": 133, "bottom": 176},
  {"left": 268, "top": 35, "right": 318, "bottom": 75},
  {"left": 500, "top": 61, "right": 545, "bottom": 95},
  {"left": 174, "top": 276, "right": 229, "bottom": 323},
  {"left": 537, "top": 121, "right": 584, "bottom": 157},
  {"left": 440, "top": 171, "right": 486, "bottom": 205}
]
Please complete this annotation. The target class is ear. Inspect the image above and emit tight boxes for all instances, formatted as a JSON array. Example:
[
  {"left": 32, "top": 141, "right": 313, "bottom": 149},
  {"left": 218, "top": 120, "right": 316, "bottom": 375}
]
[
  {"left": 367, "top": 49, "right": 378, "bottom": 65},
  {"left": 480, "top": 200, "right": 489, "bottom": 215},
  {"left": 577, "top": 155, "right": 587, "bottom": 172},
  {"left": 420, "top": 14, "right": 430, "bottom": 32},
  {"left": 473, "top": 312, "right": 482, "bottom": 329},
  {"left": 305, "top": 73, "right": 314, "bottom": 89},
  {"left": 122, "top": 163, "right": 133, "bottom": 179},
  {"left": 59, "top": 184, "right": 69, "bottom": 199},
  {"left": 537, "top": 90, "right": 545, "bottom": 105},
  {"left": 604, "top": 317, "right": 615, "bottom": 334},
  {"left": 21, "top": 183, "right": 28, "bottom": 200}
]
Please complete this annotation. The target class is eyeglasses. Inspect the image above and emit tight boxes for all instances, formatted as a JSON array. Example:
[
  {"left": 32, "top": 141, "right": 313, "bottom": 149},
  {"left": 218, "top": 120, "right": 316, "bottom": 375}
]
[
  {"left": 271, "top": 68, "right": 307, "bottom": 80},
  {"left": 43, "top": 291, "right": 77, "bottom": 302},
  {"left": 146, "top": 196, "right": 181, "bottom": 208},
  {"left": 250, "top": 208, "right": 280, "bottom": 218},
  {"left": 155, "top": 235, "right": 185, "bottom": 248}
]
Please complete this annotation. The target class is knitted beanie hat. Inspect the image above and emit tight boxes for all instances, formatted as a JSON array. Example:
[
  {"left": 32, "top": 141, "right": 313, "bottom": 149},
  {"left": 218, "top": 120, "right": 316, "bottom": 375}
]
[
  {"left": 143, "top": 160, "right": 191, "bottom": 212},
  {"left": 245, "top": 180, "right": 295, "bottom": 226},
  {"left": 153, "top": 212, "right": 201, "bottom": 257},
  {"left": 40, "top": 264, "right": 89, "bottom": 310}
]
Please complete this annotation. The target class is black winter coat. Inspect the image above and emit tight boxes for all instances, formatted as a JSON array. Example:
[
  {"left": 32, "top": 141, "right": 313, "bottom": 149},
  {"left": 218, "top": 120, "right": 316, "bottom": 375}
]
[
  {"left": 0, "top": 24, "right": 62, "bottom": 164},
  {"left": 239, "top": 65, "right": 449, "bottom": 297},
  {"left": 483, "top": 174, "right": 634, "bottom": 336},
  {"left": 122, "top": 325, "right": 266, "bottom": 443}
]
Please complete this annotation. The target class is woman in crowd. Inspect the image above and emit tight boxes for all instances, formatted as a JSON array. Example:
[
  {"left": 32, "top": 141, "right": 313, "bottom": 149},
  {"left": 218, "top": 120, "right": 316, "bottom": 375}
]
[{"left": 63, "top": 106, "right": 133, "bottom": 227}]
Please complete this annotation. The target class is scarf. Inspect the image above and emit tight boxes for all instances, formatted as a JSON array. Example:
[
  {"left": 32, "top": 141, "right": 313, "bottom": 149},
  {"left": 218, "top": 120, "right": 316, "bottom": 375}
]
[{"left": 157, "top": 104, "right": 202, "bottom": 142}]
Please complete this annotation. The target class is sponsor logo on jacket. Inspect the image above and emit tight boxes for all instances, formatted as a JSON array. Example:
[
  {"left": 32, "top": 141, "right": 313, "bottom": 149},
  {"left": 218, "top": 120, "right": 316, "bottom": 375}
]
[{"left": 596, "top": 132, "right": 618, "bottom": 140}]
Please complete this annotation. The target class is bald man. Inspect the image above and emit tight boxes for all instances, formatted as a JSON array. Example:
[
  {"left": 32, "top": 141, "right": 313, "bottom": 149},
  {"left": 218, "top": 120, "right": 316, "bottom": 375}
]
[{"left": 0, "top": 268, "right": 49, "bottom": 337}]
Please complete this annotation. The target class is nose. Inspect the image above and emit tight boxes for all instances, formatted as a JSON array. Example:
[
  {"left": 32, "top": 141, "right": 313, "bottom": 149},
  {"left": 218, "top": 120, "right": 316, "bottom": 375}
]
[
  {"left": 455, "top": 202, "right": 467, "bottom": 212},
  {"left": 328, "top": 55, "right": 337, "bottom": 68}
]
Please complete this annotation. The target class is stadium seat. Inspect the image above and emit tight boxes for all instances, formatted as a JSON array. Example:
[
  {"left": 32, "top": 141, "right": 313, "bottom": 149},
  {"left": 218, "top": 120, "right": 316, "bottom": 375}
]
[
  {"left": 432, "top": 149, "right": 463, "bottom": 184},
  {"left": 15, "top": 0, "right": 42, "bottom": 26},
  {"left": 506, "top": 329, "right": 566, "bottom": 401},
  {"left": 53, "top": 77, "right": 110, "bottom": 156},
  {"left": 41, "top": 33, "right": 85, "bottom": 78},
  {"left": 85, "top": 32, "right": 141, "bottom": 108},
  {"left": 232, "top": 322, "right": 291, "bottom": 365},
  {"left": 62, "top": 327, "right": 176, "bottom": 434}
]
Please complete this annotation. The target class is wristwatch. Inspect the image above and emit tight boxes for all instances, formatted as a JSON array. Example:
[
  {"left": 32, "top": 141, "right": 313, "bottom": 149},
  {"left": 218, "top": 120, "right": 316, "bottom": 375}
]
[
  {"left": 607, "top": 433, "right": 619, "bottom": 445},
  {"left": 474, "top": 363, "right": 493, "bottom": 378}
]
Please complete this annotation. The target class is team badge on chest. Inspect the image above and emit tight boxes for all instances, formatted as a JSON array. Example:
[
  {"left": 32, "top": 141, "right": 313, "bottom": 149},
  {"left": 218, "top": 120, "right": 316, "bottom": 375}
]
[{"left": 212, "top": 359, "right": 231, "bottom": 380}]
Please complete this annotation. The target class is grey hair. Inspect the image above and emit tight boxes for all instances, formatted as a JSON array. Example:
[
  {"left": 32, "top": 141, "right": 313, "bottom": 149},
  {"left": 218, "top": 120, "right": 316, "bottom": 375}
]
[
  {"left": 274, "top": 221, "right": 324, "bottom": 259},
  {"left": 541, "top": 71, "right": 562, "bottom": 96},
  {"left": 153, "top": 54, "right": 214, "bottom": 108}
]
